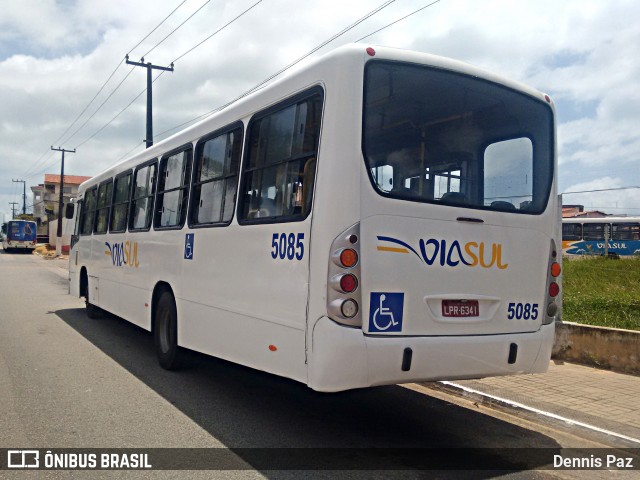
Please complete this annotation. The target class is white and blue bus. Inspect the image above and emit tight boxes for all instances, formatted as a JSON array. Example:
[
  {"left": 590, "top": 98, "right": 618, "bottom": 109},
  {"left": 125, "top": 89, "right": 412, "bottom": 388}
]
[
  {"left": 68, "top": 45, "right": 559, "bottom": 392},
  {"left": 562, "top": 217, "right": 640, "bottom": 256},
  {"left": 2, "top": 220, "right": 37, "bottom": 252}
]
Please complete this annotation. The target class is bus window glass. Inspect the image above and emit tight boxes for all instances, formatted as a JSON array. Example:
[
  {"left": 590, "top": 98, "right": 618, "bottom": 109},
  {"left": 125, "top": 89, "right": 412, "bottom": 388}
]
[
  {"left": 582, "top": 223, "right": 607, "bottom": 240},
  {"left": 110, "top": 172, "right": 132, "bottom": 233},
  {"left": 612, "top": 223, "right": 640, "bottom": 240},
  {"left": 130, "top": 163, "right": 157, "bottom": 231},
  {"left": 562, "top": 223, "right": 582, "bottom": 241},
  {"left": 363, "top": 62, "right": 553, "bottom": 213},
  {"left": 74, "top": 200, "right": 83, "bottom": 236},
  {"left": 484, "top": 138, "right": 533, "bottom": 210},
  {"left": 94, "top": 180, "right": 113, "bottom": 234},
  {"left": 191, "top": 127, "right": 242, "bottom": 226},
  {"left": 156, "top": 149, "right": 192, "bottom": 229},
  {"left": 240, "top": 91, "right": 322, "bottom": 222},
  {"left": 80, "top": 187, "right": 97, "bottom": 235}
]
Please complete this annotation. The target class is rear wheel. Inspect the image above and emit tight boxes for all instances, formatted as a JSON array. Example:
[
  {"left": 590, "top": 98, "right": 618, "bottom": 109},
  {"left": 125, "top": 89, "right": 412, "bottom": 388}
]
[{"left": 154, "top": 290, "right": 181, "bottom": 370}]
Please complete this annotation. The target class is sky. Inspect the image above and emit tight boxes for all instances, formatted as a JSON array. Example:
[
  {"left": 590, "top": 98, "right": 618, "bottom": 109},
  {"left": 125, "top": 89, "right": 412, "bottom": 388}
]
[{"left": 1, "top": 0, "right": 639, "bottom": 222}]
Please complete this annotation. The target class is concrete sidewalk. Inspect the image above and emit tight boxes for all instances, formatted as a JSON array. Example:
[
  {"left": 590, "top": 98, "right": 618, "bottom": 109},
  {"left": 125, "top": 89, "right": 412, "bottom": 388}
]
[{"left": 429, "top": 361, "right": 640, "bottom": 444}]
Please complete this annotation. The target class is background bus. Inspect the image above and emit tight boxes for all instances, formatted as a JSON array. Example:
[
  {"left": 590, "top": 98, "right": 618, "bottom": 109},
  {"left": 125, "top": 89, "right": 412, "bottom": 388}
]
[
  {"left": 2, "top": 220, "right": 38, "bottom": 252},
  {"left": 68, "top": 44, "right": 559, "bottom": 392},
  {"left": 562, "top": 217, "right": 640, "bottom": 256}
]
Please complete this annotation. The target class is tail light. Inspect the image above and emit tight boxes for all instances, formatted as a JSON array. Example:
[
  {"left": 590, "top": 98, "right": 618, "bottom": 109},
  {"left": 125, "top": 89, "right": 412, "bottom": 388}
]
[
  {"left": 327, "top": 223, "right": 362, "bottom": 327},
  {"left": 32, "top": 239, "right": 37, "bottom": 245},
  {"left": 543, "top": 240, "right": 561, "bottom": 324}
]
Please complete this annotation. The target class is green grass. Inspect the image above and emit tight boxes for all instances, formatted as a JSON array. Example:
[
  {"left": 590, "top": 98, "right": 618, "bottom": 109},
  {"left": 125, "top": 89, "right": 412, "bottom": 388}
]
[{"left": 562, "top": 256, "right": 640, "bottom": 331}]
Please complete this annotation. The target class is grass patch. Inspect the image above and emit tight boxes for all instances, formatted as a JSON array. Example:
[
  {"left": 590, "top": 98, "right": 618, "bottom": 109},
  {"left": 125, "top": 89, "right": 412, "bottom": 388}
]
[{"left": 562, "top": 256, "right": 640, "bottom": 331}]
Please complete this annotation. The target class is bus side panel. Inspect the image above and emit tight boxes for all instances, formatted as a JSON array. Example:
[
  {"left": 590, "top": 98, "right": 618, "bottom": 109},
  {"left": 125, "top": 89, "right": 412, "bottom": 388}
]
[
  {"left": 174, "top": 221, "right": 311, "bottom": 384},
  {"left": 178, "top": 300, "right": 307, "bottom": 383}
]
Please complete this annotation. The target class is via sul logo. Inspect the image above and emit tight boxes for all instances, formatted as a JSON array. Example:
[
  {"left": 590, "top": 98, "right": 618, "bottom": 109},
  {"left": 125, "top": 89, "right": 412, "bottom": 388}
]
[
  {"left": 105, "top": 241, "right": 140, "bottom": 268},
  {"left": 377, "top": 236, "right": 508, "bottom": 270}
]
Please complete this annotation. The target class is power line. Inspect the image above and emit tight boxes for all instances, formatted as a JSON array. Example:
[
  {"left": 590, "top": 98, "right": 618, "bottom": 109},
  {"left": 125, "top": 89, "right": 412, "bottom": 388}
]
[
  {"left": 128, "top": 0, "right": 189, "bottom": 55},
  {"left": 561, "top": 186, "right": 640, "bottom": 195},
  {"left": 156, "top": 0, "right": 399, "bottom": 140},
  {"left": 356, "top": 0, "right": 442, "bottom": 42},
  {"left": 74, "top": 71, "right": 167, "bottom": 149},
  {"left": 20, "top": 1, "right": 189, "bottom": 180},
  {"left": 171, "top": 0, "right": 264, "bottom": 64},
  {"left": 142, "top": 0, "right": 212, "bottom": 59},
  {"left": 71, "top": 0, "right": 265, "bottom": 150}
]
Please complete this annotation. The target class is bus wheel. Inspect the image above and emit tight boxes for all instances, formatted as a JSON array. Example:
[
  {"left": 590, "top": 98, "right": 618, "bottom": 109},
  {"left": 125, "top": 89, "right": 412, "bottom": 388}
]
[{"left": 154, "top": 290, "right": 181, "bottom": 370}]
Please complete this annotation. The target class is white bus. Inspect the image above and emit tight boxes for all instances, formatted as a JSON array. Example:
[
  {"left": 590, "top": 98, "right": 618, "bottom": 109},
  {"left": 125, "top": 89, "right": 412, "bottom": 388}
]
[{"left": 68, "top": 45, "right": 559, "bottom": 392}]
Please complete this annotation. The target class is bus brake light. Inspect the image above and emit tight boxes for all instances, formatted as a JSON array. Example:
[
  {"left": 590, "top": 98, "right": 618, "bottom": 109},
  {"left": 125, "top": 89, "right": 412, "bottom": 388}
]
[
  {"left": 548, "top": 282, "right": 559, "bottom": 298},
  {"left": 550, "top": 262, "right": 561, "bottom": 277},
  {"left": 339, "top": 274, "right": 358, "bottom": 293}
]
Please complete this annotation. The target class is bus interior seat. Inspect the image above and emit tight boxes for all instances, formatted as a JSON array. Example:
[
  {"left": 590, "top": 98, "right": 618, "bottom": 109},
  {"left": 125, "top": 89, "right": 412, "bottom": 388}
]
[
  {"left": 490, "top": 200, "right": 516, "bottom": 211},
  {"left": 440, "top": 191, "right": 467, "bottom": 205}
]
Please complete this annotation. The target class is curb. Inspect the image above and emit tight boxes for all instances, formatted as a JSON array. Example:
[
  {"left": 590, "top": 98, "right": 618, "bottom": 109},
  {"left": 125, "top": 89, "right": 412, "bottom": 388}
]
[{"left": 423, "top": 380, "right": 640, "bottom": 446}]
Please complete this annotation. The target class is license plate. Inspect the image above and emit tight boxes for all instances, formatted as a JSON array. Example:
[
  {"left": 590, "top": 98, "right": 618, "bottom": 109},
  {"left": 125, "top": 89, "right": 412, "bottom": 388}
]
[{"left": 442, "top": 300, "right": 479, "bottom": 317}]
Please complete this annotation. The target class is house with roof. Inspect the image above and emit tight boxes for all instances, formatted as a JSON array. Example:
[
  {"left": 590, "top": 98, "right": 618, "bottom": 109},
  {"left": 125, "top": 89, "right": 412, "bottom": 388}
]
[{"left": 31, "top": 174, "right": 92, "bottom": 236}]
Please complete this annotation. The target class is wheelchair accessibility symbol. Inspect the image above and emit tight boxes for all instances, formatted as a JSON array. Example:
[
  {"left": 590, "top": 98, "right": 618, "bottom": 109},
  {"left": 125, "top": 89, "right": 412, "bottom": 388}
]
[{"left": 369, "top": 292, "right": 404, "bottom": 332}]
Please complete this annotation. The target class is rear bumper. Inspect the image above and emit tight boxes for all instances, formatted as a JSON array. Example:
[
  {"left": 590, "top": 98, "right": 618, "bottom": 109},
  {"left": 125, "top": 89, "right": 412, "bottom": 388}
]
[
  {"left": 4, "top": 243, "right": 35, "bottom": 249},
  {"left": 308, "top": 316, "right": 555, "bottom": 392}
]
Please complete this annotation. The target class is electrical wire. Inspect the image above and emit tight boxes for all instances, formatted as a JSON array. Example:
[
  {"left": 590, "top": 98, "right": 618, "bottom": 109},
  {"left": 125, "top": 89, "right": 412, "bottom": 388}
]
[
  {"left": 170, "top": 0, "right": 263, "bottom": 64},
  {"left": 20, "top": 0, "right": 190, "bottom": 180},
  {"left": 69, "top": 0, "right": 266, "bottom": 149},
  {"left": 562, "top": 186, "right": 640, "bottom": 195},
  {"left": 142, "top": 0, "right": 212, "bottom": 59},
  {"left": 356, "top": 0, "right": 442, "bottom": 42},
  {"left": 155, "top": 0, "right": 398, "bottom": 139}
]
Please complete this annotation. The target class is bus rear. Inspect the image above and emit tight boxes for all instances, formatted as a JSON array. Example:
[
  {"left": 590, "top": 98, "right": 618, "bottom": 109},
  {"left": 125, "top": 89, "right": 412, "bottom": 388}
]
[
  {"left": 309, "top": 50, "right": 558, "bottom": 391},
  {"left": 3, "top": 220, "right": 37, "bottom": 252}
]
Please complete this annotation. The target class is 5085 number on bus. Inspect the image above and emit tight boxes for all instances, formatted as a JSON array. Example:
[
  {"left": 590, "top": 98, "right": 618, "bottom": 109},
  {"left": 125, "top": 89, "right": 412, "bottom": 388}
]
[{"left": 271, "top": 233, "right": 305, "bottom": 260}]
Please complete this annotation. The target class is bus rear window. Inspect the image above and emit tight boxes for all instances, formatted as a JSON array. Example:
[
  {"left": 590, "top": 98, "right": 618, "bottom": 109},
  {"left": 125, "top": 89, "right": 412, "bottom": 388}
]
[{"left": 363, "top": 61, "right": 554, "bottom": 214}]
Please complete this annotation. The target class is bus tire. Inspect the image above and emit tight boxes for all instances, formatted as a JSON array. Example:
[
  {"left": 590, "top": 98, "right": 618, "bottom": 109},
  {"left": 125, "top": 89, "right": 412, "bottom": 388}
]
[{"left": 154, "top": 290, "right": 181, "bottom": 370}]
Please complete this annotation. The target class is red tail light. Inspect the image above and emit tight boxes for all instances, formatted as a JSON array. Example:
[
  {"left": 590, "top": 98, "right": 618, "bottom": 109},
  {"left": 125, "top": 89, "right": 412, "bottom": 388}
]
[
  {"left": 327, "top": 224, "right": 362, "bottom": 327},
  {"left": 339, "top": 274, "right": 358, "bottom": 293},
  {"left": 543, "top": 240, "right": 561, "bottom": 324}
]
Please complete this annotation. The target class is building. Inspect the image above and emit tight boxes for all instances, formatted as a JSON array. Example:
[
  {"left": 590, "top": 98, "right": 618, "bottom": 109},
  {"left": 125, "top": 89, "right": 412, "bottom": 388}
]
[
  {"left": 562, "top": 204, "right": 610, "bottom": 218},
  {"left": 31, "top": 174, "right": 91, "bottom": 234}
]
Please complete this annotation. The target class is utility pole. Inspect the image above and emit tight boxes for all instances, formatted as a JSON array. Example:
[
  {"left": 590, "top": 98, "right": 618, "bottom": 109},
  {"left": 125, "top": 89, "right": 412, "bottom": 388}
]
[
  {"left": 9, "top": 202, "right": 19, "bottom": 219},
  {"left": 12, "top": 179, "right": 26, "bottom": 215},
  {"left": 51, "top": 146, "right": 76, "bottom": 256},
  {"left": 125, "top": 55, "right": 174, "bottom": 148}
]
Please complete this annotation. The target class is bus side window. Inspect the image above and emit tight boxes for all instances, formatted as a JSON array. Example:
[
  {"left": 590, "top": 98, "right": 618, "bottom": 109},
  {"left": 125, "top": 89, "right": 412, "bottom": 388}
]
[
  {"left": 612, "top": 223, "right": 640, "bottom": 240},
  {"left": 80, "top": 187, "right": 97, "bottom": 236},
  {"left": 562, "top": 223, "right": 582, "bottom": 241},
  {"left": 110, "top": 171, "right": 132, "bottom": 233},
  {"left": 155, "top": 147, "right": 192, "bottom": 229},
  {"left": 582, "top": 223, "right": 606, "bottom": 241},
  {"left": 74, "top": 200, "right": 83, "bottom": 236},
  {"left": 190, "top": 126, "right": 242, "bottom": 226},
  {"left": 94, "top": 179, "right": 113, "bottom": 235},
  {"left": 130, "top": 162, "right": 158, "bottom": 231},
  {"left": 239, "top": 89, "right": 322, "bottom": 223}
]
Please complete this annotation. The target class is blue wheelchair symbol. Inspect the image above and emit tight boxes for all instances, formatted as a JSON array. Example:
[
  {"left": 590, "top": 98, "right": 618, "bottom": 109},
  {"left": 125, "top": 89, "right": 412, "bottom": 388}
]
[
  {"left": 184, "top": 233, "right": 194, "bottom": 260},
  {"left": 369, "top": 292, "right": 404, "bottom": 332}
]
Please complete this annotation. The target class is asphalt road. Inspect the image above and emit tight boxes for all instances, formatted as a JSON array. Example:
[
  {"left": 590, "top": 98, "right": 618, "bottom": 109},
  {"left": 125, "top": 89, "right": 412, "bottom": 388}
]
[{"left": 0, "top": 250, "right": 633, "bottom": 479}]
